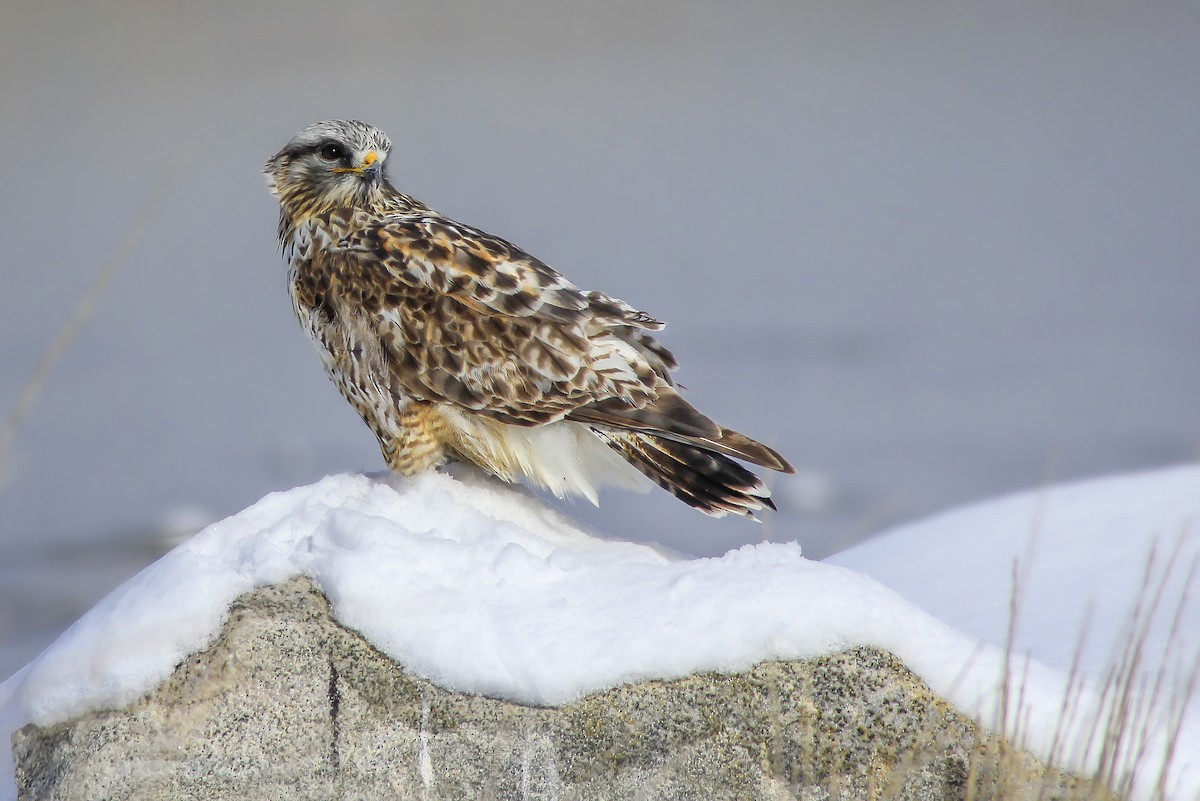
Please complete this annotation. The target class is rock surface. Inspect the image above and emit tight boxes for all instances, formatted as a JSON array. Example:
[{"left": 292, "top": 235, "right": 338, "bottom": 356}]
[{"left": 13, "top": 577, "right": 1110, "bottom": 801}]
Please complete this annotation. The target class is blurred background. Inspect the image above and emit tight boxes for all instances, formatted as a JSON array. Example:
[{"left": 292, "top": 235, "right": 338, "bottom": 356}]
[{"left": 1, "top": 0, "right": 1198, "bottom": 678}]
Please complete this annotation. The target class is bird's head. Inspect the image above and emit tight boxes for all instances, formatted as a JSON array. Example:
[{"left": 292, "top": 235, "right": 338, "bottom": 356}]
[{"left": 265, "top": 120, "right": 394, "bottom": 220}]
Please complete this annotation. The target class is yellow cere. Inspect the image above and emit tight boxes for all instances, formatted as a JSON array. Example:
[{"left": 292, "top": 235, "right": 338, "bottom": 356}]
[{"left": 333, "top": 152, "right": 378, "bottom": 174}]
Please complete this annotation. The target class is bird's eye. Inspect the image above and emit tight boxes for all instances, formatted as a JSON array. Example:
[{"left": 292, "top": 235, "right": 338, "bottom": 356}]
[{"left": 317, "top": 143, "right": 346, "bottom": 162}]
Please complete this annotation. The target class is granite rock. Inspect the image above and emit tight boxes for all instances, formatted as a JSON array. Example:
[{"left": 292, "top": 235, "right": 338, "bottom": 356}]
[{"left": 13, "top": 577, "right": 1111, "bottom": 801}]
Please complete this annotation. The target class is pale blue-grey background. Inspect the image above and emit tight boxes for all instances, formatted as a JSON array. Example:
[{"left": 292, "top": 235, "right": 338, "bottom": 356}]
[{"left": 2, "top": 0, "right": 1197, "bottom": 677}]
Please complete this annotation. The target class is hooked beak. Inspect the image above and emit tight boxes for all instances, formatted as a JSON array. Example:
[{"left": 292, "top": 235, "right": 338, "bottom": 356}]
[
  {"left": 362, "top": 151, "right": 382, "bottom": 182},
  {"left": 333, "top": 150, "right": 382, "bottom": 181},
  {"left": 360, "top": 151, "right": 380, "bottom": 179}
]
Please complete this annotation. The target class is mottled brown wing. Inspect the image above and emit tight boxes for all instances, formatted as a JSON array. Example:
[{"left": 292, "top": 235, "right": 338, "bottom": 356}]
[{"left": 331, "top": 214, "right": 669, "bottom": 425}]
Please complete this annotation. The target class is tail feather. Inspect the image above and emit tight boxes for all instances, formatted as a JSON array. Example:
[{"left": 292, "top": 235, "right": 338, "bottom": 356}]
[
  {"left": 649, "top": 436, "right": 777, "bottom": 512},
  {"left": 571, "top": 390, "right": 795, "bottom": 475},
  {"left": 695, "top": 427, "right": 795, "bottom": 474},
  {"left": 601, "top": 431, "right": 776, "bottom": 518}
]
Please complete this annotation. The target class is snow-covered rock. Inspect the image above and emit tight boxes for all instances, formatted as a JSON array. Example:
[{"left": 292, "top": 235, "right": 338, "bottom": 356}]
[
  {"left": 13, "top": 576, "right": 1098, "bottom": 801},
  {"left": 2, "top": 467, "right": 1198, "bottom": 800}
]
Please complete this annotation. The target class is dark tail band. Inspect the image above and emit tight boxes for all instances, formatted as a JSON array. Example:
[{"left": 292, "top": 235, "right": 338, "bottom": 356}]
[{"left": 600, "top": 431, "right": 778, "bottom": 518}]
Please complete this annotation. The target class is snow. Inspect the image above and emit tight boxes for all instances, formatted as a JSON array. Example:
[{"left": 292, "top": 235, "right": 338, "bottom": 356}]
[
  {"left": 829, "top": 466, "right": 1200, "bottom": 691},
  {"left": 3, "top": 466, "right": 1199, "bottom": 800}
]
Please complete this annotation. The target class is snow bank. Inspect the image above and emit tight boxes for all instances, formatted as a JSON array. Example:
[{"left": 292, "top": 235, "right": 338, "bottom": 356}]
[
  {"left": 2, "top": 467, "right": 1198, "bottom": 800},
  {"left": 830, "top": 466, "right": 1200, "bottom": 689}
]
